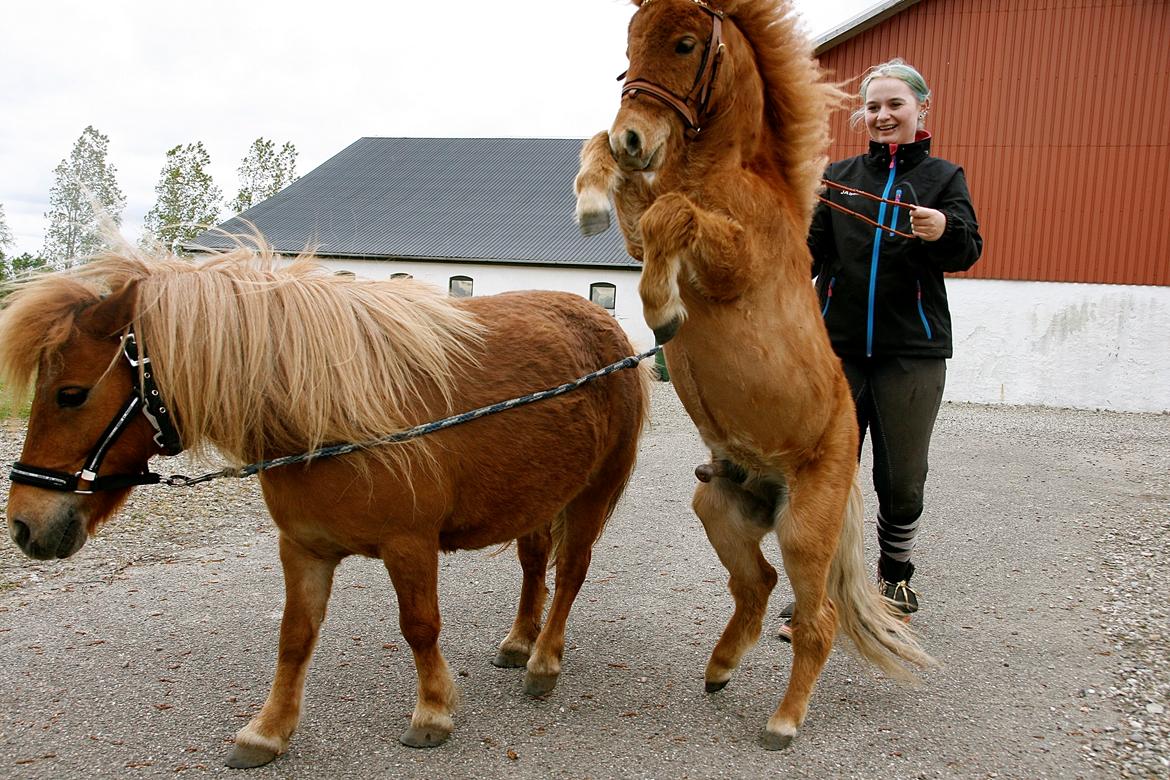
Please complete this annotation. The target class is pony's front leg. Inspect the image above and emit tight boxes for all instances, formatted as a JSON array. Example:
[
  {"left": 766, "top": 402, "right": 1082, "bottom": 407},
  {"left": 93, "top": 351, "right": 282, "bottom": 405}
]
[
  {"left": 575, "top": 131, "right": 620, "bottom": 236},
  {"left": 638, "top": 193, "right": 748, "bottom": 343},
  {"left": 227, "top": 535, "right": 340, "bottom": 769},
  {"left": 382, "top": 541, "right": 458, "bottom": 748}
]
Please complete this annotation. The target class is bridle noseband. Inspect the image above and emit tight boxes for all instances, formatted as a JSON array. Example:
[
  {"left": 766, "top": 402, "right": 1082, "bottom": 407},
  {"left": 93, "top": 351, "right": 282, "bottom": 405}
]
[
  {"left": 9, "top": 328, "right": 184, "bottom": 495},
  {"left": 620, "top": 0, "right": 726, "bottom": 138}
]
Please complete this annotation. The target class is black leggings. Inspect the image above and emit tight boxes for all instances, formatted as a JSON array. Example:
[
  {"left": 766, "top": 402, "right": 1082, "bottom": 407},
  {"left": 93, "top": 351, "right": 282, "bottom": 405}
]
[{"left": 841, "top": 356, "right": 946, "bottom": 583}]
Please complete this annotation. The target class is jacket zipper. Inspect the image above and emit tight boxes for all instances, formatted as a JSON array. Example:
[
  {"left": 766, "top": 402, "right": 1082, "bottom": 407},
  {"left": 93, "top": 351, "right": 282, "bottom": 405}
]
[
  {"left": 821, "top": 276, "right": 835, "bottom": 317},
  {"left": 916, "top": 279, "right": 933, "bottom": 339},
  {"left": 890, "top": 188, "right": 902, "bottom": 236},
  {"left": 867, "top": 155, "right": 898, "bottom": 356}
]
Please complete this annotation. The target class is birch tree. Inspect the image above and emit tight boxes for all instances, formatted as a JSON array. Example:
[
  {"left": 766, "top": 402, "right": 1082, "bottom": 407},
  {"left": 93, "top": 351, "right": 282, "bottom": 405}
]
[
  {"left": 229, "top": 138, "right": 298, "bottom": 214},
  {"left": 143, "top": 142, "right": 223, "bottom": 254},
  {"left": 42, "top": 126, "right": 126, "bottom": 267}
]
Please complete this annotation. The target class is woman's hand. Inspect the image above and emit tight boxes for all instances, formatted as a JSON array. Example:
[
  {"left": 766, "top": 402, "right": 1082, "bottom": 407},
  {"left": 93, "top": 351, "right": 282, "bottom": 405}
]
[{"left": 909, "top": 206, "right": 947, "bottom": 241}]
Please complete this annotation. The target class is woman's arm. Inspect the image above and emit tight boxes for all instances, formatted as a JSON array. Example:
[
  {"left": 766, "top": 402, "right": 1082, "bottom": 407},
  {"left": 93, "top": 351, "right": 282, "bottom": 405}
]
[{"left": 918, "top": 166, "right": 983, "bottom": 273}]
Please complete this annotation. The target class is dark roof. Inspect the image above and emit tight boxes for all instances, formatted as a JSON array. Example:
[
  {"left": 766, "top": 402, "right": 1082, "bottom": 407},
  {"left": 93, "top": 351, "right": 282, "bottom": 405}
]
[
  {"left": 813, "top": 0, "right": 923, "bottom": 54},
  {"left": 191, "top": 137, "right": 637, "bottom": 269}
]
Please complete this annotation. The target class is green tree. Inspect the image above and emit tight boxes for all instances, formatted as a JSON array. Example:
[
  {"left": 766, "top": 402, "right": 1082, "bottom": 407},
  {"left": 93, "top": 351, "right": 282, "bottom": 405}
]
[
  {"left": 8, "top": 252, "right": 49, "bottom": 275},
  {"left": 0, "top": 203, "right": 13, "bottom": 252},
  {"left": 0, "top": 252, "right": 49, "bottom": 299},
  {"left": 229, "top": 138, "right": 298, "bottom": 214},
  {"left": 42, "top": 126, "right": 126, "bottom": 267},
  {"left": 143, "top": 142, "right": 223, "bottom": 254}
]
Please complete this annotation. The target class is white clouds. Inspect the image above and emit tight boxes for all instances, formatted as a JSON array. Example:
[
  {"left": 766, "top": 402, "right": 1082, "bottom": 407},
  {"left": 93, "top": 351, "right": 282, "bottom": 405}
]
[{"left": 0, "top": 0, "right": 873, "bottom": 254}]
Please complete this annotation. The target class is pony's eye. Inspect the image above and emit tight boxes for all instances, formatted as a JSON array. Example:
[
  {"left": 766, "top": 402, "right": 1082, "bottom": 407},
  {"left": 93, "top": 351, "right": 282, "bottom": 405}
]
[
  {"left": 675, "top": 37, "right": 697, "bottom": 54},
  {"left": 56, "top": 387, "right": 89, "bottom": 408}
]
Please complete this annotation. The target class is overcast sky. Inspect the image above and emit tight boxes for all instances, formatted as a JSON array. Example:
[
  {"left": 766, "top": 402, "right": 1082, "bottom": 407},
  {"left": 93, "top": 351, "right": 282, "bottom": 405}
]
[{"left": 0, "top": 0, "right": 875, "bottom": 255}]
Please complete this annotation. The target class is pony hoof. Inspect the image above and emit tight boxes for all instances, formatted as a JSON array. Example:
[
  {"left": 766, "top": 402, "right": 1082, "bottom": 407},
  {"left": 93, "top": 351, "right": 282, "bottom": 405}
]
[
  {"left": 225, "top": 743, "right": 279, "bottom": 769},
  {"left": 524, "top": 671, "right": 559, "bottom": 697},
  {"left": 705, "top": 678, "right": 730, "bottom": 693},
  {"left": 492, "top": 648, "right": 530, "bottom": 668},
  {"left": 578, "top": 209, "right": 611, "bottom": 236},
  {"left": 758, "top": 728, "right": 796, "bottom": 751},
  {"left": 400, "top": 725, "right": 450, "bottom": 748},
  {"left": 652, "top": 317, "right": 681, "bottom": 345}
]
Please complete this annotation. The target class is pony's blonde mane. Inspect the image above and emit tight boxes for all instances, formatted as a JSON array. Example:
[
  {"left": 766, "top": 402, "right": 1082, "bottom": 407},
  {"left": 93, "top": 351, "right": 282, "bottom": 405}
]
[
  {"left": 721, "top": 0, "right": 847, "bottom": 222},
  {"left": 0, "top": 240, "right": 485, "bottom": 469}
]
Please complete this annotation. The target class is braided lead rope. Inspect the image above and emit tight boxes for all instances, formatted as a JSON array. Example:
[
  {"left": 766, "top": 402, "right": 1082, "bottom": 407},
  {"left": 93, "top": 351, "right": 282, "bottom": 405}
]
[{"left": 166, "top": 346, "right": 662, "bottom": 488}]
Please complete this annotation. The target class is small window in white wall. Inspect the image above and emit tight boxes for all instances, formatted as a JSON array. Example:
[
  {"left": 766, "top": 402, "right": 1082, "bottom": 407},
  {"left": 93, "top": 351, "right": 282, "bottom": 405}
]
[
  {"left": 449, "top": 275, "right": 474, "bottom": 298},
  {"left": 590, "top": 282, "right": 616, "bottom": 312},
  {"left": 390, "top": 272, "right": 413, "bottom": 280}
]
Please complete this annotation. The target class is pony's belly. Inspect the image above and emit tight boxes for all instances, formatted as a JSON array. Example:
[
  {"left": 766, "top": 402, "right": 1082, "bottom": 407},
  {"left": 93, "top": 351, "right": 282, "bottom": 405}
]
[{"left": 666, "top": 342, "right": 833, "bottom": 467}]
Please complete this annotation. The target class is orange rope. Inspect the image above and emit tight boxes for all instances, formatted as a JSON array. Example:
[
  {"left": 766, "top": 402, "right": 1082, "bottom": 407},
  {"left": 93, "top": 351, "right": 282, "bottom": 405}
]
[{"left": 819, "top": 179, "right": 916, "bottom": 240}]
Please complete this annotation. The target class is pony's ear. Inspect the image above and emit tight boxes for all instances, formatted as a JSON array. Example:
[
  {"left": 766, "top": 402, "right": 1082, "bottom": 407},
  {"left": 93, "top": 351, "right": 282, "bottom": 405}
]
[{"left": 83, "top": 280, "right": 139, "bottom": 340}]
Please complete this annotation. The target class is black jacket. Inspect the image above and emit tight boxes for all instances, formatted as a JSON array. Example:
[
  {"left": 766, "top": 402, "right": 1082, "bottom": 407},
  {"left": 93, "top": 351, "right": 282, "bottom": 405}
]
[{"left": 809, "top": 134, "right": 982, "bottom": 359}]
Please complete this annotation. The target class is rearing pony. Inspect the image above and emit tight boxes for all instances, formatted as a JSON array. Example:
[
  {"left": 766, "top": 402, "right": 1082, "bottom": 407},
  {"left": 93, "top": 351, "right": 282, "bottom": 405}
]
[
  {"left": 575, "top": 0, "right": 934, "bottom": 748},
  {"left": 0, "top": 244, "right": 648, "bottom": 767}
]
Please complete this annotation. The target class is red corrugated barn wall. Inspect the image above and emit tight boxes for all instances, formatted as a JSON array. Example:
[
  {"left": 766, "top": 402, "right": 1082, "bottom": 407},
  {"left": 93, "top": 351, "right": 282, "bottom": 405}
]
[{"left": 814, "top": 0, "right": 1169, "bottom": 286}]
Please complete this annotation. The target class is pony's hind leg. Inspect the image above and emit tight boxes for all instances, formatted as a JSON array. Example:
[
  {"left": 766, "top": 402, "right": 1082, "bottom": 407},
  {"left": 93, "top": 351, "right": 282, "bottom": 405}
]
[
  {"left": 228, "top": 535, "right": 340, "bottom": 769},
  {"left": 762, "top": 459, "right": 852, "bottom": 751},
  {"left": 522, "top": 502, "right": 603, "bottom": 697},
  {"left": 494, "top": 525, "right": 552, "bottom": 668},
  {"left": 381, "top": 539, "right": 458, "bottom": 748},
  {"left": 693, "top": 469, "right": 782, "bottom": 692}
]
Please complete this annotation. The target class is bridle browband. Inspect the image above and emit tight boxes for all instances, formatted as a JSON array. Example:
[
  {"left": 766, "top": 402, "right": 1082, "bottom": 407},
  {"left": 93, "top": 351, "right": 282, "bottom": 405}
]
[
  {"left": 620, "top": 0, "right": 726, "bottom": 138},
  {"left": 9, "top": 327, "right": 184, "bottom": 495}
]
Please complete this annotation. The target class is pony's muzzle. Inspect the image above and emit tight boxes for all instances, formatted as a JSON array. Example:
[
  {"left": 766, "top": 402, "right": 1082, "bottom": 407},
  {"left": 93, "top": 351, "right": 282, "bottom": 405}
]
[
  {"left": 610, "top": 126, "right": 659, "bottom": 172},
  {"left": 8, "top": 507, "right": 86, "bottom": 560}
]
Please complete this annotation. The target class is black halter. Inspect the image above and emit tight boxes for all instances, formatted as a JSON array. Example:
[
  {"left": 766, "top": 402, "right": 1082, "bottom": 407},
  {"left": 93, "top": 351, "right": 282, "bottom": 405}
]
[{"left": 9, "top": 328, "right": 183, "bottom": 495}]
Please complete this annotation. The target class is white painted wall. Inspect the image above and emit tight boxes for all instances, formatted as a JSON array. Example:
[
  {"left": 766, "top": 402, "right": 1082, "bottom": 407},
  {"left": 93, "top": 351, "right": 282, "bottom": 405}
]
[
  {"left": 320, "top": 258, "right": 1170, "bottom": 413},
  {"left": 326, "top": 258, "right": 655, "bottom": 349},
  {"left": 947, "top": 279, "right": 1170, "bottom": 413}
]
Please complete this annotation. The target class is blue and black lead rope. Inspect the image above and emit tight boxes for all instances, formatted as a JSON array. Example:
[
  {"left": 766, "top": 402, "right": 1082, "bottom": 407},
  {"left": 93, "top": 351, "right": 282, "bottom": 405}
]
[{"left": 166, "top": 346, "right": 662, "bottom": 488}]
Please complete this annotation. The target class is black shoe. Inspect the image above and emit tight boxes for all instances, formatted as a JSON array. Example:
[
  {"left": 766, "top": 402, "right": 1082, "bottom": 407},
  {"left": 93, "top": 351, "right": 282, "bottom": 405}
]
[{"left": 879, "top": 578, "right": 919, "bottom": 614}]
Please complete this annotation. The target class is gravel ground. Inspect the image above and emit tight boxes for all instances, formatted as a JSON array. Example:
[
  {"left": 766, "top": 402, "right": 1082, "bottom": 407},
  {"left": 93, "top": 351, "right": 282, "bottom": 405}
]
[{"left": 0, "top": 384, "right": 1167, "bottom": 779}]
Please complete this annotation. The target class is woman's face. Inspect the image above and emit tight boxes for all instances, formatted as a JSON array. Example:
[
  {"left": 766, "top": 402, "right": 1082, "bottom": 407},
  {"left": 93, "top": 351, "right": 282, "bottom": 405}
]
[{"left": 863, "top": 77, "right": 921, "bottom": 145}]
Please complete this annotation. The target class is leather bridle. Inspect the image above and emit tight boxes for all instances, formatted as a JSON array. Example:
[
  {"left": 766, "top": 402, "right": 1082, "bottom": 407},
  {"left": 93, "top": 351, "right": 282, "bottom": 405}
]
[
  {"left": 620, "top": 0, "right": 726, "bottom": 138},
  {"left": 9, "top": 328, "right": 184, "bottom": 494}
]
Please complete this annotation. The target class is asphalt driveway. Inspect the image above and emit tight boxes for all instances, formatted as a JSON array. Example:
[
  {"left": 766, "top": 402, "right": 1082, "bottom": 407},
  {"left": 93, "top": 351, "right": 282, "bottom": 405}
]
[{"left": 1, "top": 384, "right": 1167, "bottom": 779}]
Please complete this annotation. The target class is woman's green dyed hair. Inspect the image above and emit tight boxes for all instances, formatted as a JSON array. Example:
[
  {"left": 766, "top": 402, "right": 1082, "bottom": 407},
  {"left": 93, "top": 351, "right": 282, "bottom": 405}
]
[{"left": 849, "top": 58, "right": 931, "bottom": 129}]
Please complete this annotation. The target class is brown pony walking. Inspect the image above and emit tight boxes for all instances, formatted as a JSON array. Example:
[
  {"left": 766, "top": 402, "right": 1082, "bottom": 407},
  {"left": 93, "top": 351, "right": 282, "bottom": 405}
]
[
  {"left": 575, "top": 0, "right": 934, "bottom": 748},
  {"left": 0, "top": 244, "right": 648, "bottom": 766}
]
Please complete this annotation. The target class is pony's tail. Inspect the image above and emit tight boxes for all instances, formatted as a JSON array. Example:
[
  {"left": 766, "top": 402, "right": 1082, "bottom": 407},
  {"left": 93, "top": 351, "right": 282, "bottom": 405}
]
[{"left": 829, "top": 475, "right": 937, "bottom": 681}]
